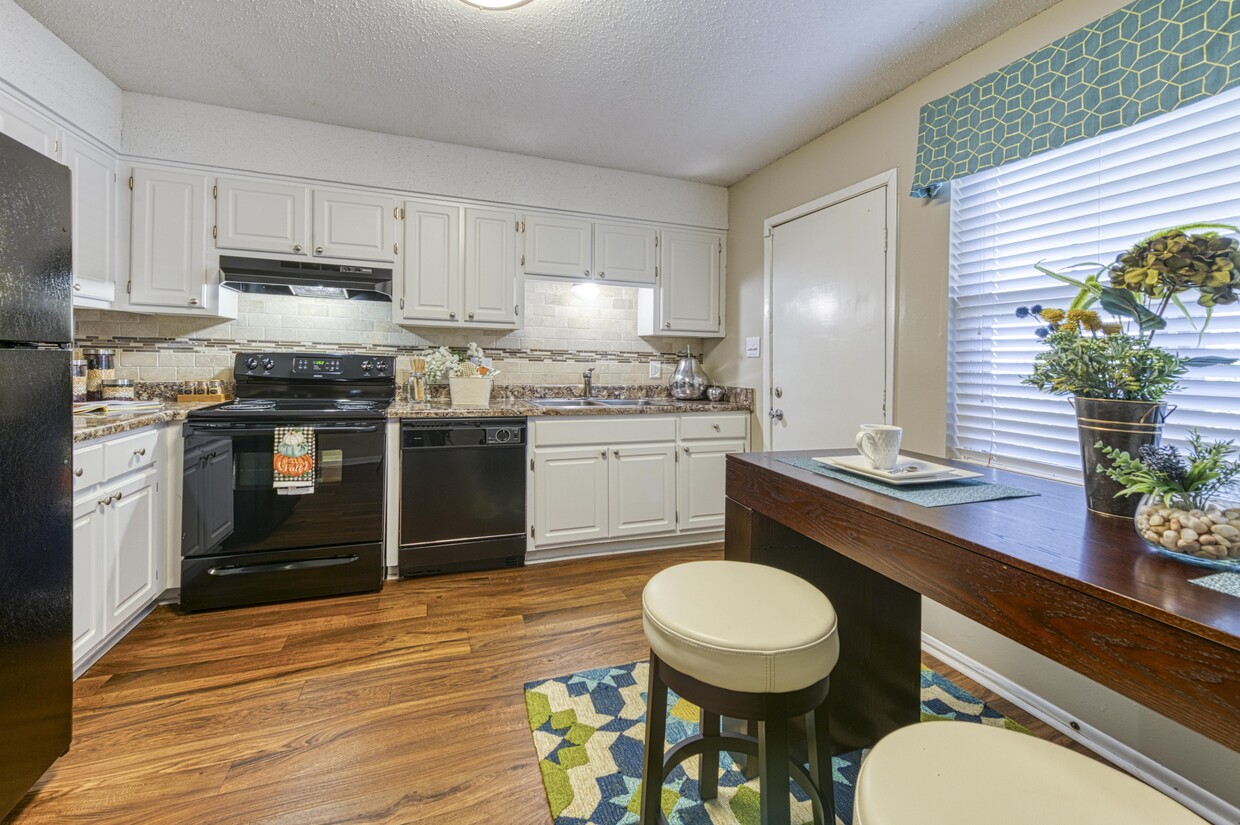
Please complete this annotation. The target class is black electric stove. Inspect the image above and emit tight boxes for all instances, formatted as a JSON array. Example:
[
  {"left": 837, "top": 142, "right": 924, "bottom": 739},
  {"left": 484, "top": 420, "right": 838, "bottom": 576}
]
[{"left": 180, "top": 352, "right": 395, "bottom": 611}]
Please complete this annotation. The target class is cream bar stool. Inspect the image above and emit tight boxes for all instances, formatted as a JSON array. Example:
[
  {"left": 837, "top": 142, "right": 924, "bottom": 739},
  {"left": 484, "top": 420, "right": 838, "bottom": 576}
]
[
  {"left": 639, "top": 560, "right": 840, "bottom": 825},
  {"left": 854, "top": 721, "right": 1207, "bottom": 825}
]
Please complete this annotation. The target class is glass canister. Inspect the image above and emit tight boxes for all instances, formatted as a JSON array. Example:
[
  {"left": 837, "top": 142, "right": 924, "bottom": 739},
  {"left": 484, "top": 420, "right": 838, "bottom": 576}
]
[
  {"left": 83, "top": 348, "right": 116, "bottom": 401},
  {"left": 101, "top": 378, "right": 135, "bottom": 401},
  {"left": 70, "top": 359, "right": 88, "bottom": 403}
]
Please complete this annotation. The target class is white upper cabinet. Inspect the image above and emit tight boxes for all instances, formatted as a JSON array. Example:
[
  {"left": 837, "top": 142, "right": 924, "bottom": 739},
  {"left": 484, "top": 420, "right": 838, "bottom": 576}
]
[
  {"left": 594, "top": 223, "right": 658, "bottom": 285},
  {"left": 129, "top": 167, "right": 212, "bottom": 311},
  {"left": 61, "top": 133, "right": 116, "bottom": 304},
  {"left": 397, "top": 200, "right": 461, "bottom": 323},
  {"left": 0, "top": 96, "right": 59, "bottom": 158},
  {"left": 215, "top": 177, "right": 309, "bottom": 255},
  {"left": 658, "top": 230, "right": 723, "bottom": 335},
  {"left": 312, "top": 189, "right": 397, "bottom": 262},
  {"left": 524, "top": 214, "right": 593, "bottom": 279},
  {"left": 464, "top": 208, "right": 520, "bottom": 326}
]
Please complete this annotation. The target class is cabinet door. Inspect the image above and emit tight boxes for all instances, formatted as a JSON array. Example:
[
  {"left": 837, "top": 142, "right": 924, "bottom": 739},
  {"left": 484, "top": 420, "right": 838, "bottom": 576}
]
[
  {"left": 524, "top": 214, "right": 592, "bottom": 279},
  {"left": 608, "top": 443, "right": 677, "bottom": 539},
  {"left": 62, "top": 134, "right": 116, "bottom": 298},
  {"left": 398, "top": 200, "right": 461, "bottom": 323},
  {"left": 181, "top": 444, "right": 204, "bottom": 557},
  {"left": 659, "top": 230, "right": 722, "bottom": 334},
  {"left": 203, "top": 440, "right": 235, "bottom": 549},
  {"left": 312, "top": 189, "right": 396, "bottom": 262},
  {"left": 595, "top": 223, "right": 657, "bottom": 285},
  {"left": 105, "top": 470, "right": 159, "bottom": 630},
  {"left": 0, "top": 96, "right": 58, "bottom": 158},
  {"left": 464, "top": 208, "right": 519, "bottom": 325},
  {"left": 216, "top": 177, "right": 309, "bottom": 255},
  {"left": 130, "top": 167, "right": 210, "bottom": 309},
  {"left": 72, "top": 496, "right": 106, "bottom": 662},
  {"left": 677, "top": 439, "right": 746, "bottom": 532},
  {"left": 533, "top": 448, "right": 609, "bottom": 546}
]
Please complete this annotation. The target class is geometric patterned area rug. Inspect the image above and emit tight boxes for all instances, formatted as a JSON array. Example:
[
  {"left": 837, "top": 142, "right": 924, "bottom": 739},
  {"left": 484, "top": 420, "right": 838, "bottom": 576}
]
[{"left": 525, "top": 663, "right": 1029, "bottom": 825}]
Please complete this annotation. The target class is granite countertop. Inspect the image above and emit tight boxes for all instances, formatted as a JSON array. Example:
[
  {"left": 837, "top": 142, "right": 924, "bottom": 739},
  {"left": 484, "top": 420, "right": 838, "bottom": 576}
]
[
  {"left": 73, "top": 402, "right": 216, "bottom": 443},
  {"left": 386, "top": 398, "right": 752, "bottom": 418}
]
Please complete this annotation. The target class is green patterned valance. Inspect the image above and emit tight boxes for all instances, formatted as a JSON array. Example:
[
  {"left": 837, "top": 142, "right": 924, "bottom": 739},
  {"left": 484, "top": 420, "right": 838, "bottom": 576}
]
[{"left": 911, "top": 0, "right": 1240, "bottom": 197}]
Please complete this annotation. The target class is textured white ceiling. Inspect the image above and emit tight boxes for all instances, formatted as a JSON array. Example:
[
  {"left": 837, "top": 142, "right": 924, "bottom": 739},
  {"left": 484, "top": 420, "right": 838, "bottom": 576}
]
[{"left": 15, "top": 0, "right": 1060, "bottom": 185}]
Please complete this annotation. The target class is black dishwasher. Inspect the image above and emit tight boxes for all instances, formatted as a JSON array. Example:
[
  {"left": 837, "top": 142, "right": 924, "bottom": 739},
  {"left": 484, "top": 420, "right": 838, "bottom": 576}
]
[{"left": 399, "top": 418, "right": 527, "bottom": 577}]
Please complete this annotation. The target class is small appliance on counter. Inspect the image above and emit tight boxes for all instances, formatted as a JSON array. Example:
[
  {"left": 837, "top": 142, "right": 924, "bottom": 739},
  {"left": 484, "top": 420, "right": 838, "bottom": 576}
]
[
  {"left": 180, "top": 352, "right": 394, "bottom": 611},
  {"left": 0, "top": 131, "right": 74, "bottom": 819},
  {"left": 670, "top": 346, "right": 711, "bottom": 399},
  {"left": 399, "top": 419, "right": 527, "bottom": 576}
]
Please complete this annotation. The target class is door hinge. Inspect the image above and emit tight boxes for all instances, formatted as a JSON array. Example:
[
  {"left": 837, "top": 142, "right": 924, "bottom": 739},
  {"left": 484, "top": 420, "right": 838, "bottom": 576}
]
[
  {"left": 399, "top": 298, "right": 405, "bottom": 310},
  {"left": 517, "top": 220, "right": 525, "bottom": 233},
  {"left": 655, "top": 266, "right": 660, "bottom": 279},
  {"left": 212, "top": 225, "right": 218, "bottom": 240},
  {"left": 53, "top": 139, "right": 60, "bottom": 154},
  {"left": 675, "top": 511, "right": 679, "bottom": 525},
  {"left": 529, "top": 457, "right": 534, "bottom": 471},
  {"left": 514, "top": 304, "right": 520, "bottom": 317},
  {"left": 520, "top": 254, "right": 525, "bottom": 266},
  {"left": 212, "top": 185, "right": 218, "bottom": 199},
  {"left": 126, "top": 280, "right": 132, "bottom": 294},
  {"left": 674, "top": 450, "right": 679, "bottom": 463},
  {"left": 655, "top": 235, "right": 659, "bottom": 247},
  {"left": 530, "top": 525, "right": 535, "bottom": 538},
  {"left": 128, "top": 175, "right": 134, "bottom": 191},
  {"left": 394, "top": 242, "right": 399, "bottom": 255}
]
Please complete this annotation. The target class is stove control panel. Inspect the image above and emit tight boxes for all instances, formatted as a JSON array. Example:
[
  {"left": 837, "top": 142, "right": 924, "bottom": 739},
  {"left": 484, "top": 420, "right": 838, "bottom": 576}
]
[{"left": 235, "top": 352, "right": 395, "bottom": 382}]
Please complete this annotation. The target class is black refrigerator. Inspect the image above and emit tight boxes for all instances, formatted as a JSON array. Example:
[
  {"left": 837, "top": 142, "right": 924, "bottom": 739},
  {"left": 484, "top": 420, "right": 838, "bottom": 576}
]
[{"left": 0, "top": 131, "right": 74, "bottom": 819}]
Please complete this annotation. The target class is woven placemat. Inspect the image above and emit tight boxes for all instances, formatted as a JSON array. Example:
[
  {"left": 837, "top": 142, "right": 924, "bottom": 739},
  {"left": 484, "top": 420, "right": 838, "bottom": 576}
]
[
  {"left": 1189, "top": 572, "right": 1240, "bottom": 597},
  {"left": 778, "top": 455, "right": 1039, "bottom": 508}
]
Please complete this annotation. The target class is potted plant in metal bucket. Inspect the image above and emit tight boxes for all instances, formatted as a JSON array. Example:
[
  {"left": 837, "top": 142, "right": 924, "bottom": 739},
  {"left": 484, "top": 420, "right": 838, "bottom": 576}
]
[
  {"left": 422, "top": 343, "right": 499, "bottom": 408},
  {"left": 1019, "top": 222, "right": 1239, "bottom": 518}
]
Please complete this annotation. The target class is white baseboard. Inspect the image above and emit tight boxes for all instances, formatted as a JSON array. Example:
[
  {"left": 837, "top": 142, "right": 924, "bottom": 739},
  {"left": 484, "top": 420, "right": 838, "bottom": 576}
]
[
  {"left": 525, "top": 532, "right": 723, "bottom": 564},
  {"left": 922, "top": 633, "right": 1239, "bottom": 825}
]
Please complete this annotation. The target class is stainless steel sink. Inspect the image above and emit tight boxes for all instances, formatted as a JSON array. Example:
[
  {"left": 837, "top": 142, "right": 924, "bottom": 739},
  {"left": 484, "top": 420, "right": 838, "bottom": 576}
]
[
  {"left": 531, "top": 399, "right": 604, "bottom": 408},
  {"left": 589, "top": 399, "right": 676, "bottom": 408}
]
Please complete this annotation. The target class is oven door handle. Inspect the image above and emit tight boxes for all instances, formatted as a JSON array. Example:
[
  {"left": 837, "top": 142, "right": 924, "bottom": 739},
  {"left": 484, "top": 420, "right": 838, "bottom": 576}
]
[
  {"left": 188, "top": 423, "right": 380, "bottom": 434},
  {"left": 207, "top": 555, "right": 362, "bottom": 576}
]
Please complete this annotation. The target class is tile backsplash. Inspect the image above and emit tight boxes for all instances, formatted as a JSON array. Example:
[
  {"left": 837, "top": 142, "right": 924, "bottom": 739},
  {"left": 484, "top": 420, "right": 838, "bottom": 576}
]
[{"left": 73, "top": 280, "right": 703, "bottom": 386}]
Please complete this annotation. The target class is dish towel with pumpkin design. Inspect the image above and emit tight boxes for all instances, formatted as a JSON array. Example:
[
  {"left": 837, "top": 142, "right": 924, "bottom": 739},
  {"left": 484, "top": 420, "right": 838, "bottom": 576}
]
[{"left": 274, "top": 426, "right": 316, "bottom": 494}]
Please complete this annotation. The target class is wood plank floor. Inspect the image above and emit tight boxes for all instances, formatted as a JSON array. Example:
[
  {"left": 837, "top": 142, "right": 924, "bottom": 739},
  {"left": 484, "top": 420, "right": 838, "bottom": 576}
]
[{"left": 7, "top": 546, "right": 1101, "bottom": 825}]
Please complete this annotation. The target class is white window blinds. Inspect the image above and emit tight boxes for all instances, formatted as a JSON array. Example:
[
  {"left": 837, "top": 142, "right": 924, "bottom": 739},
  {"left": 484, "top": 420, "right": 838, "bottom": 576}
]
[{"left": 949, "top": 85, "right": 1240, "bottom": 480}]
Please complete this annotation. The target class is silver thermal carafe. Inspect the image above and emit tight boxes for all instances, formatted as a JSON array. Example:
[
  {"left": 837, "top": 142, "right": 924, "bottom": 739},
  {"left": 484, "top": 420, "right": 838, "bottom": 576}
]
[{"left": 670, "top": 347, "right": 711, "bottom": 400}]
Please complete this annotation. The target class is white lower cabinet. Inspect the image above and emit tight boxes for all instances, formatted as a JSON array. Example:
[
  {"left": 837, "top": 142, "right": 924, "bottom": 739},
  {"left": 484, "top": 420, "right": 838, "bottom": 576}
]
[
  {"left": 530, "top": 413, "right": 747, "bottom": 553},
  {"left": 71, "top": 428, "right": 166, "bottom": 675}
]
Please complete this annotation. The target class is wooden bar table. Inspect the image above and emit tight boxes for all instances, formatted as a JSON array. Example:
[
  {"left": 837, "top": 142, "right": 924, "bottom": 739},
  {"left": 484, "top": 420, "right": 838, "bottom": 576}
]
[{"left": 725, "top": 449, "right": 1240, "bottom": 754}]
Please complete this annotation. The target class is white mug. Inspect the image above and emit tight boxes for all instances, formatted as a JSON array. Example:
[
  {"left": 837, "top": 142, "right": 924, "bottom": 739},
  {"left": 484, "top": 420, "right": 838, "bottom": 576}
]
[{"left": 855, "top": 424, "right": 902, "bottom": 470}]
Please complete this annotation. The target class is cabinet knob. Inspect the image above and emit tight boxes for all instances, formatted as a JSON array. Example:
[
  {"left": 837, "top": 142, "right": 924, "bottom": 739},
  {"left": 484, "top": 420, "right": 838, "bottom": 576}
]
[
  {"left": 613, "top": 449, "right": 619, "bottom": 458},
  {"left": 468, "top": 312, "right": 475, "bottom": 320},
  {"left": 713, "top": 424, "right": 720, "bottom": 431},
  {"left": 449, "top": 311, "right": 457, "bottom": 319},
  {"left": 293, "top": 244, "right": 303, "bottom": 253},
  {"left": 601, "top": 450, "right": 607, "bottom": 459},
  {"left": 684, "top": 447, "right": 690, "bottom": 454},
  {"left": 114, "top": 491, "right": 124, "bottom": 501},
  {"left": 133, "top": 447, "right": 146, "bottom": 457},
  {"left": 73, "top": 282, "right": 82, "bottom": 291},
  {"left": 598, "top": 272, "right": 606, "bottom": 279},
  {"left": 188, "top": 298, "right": 200, "bottom": 306},
  {"left": 664, "top": 322, "right": 671, "bottom": 329},
  {"left": 98, "top": 495, "right": 112, "bottom": 506},
  {"left": 584, "top": 269, "right": 590, "bottom": 277},
  {"left": 314, "top": 246, "right": 324, "bottom": 255},
  {"left": 73, "top": 467, "right": 84, "bottom": 477},
  {"left": 769, "top": 408, "right": 784, "bottom": 421}
]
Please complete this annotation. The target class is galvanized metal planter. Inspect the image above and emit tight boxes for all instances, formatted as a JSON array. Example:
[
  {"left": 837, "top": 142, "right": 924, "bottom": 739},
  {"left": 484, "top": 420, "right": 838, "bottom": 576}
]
[{"left": 1072, "top": 396, "right": 1171, "bottom": 519}]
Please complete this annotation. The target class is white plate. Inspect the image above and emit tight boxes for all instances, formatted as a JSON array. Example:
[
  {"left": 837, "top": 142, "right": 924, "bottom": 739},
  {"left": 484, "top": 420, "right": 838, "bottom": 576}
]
[{"left": 812, "top": 454, "right": 983, "bottom": 485}]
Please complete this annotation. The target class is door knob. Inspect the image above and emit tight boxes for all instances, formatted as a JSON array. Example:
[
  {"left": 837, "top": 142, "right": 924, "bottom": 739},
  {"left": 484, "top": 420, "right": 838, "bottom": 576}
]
[
  {"left": 774, "top": 387, "right": 783, "bottom": 398},
  {"left": 769, "top": 408, "right": 784, "bottom": 421}
]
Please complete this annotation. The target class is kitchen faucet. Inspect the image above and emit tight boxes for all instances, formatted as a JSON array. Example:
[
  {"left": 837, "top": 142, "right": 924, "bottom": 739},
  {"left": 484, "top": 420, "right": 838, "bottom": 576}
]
[{"left": 583, "top": 367, "right": 596, "bottom": 398}]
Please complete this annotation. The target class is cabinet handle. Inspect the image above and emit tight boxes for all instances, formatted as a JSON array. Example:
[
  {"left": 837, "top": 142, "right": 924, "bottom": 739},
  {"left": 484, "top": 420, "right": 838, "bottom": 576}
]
[
  {"left": 293, "top": 244, "right": 303, "bottom": 253},
  {"left": 314, "top": 246, "right": 324, "bottom": 255},
  {"left": 449, "top": 311, "right": 457, "bottom": 319},
  {"left": 98, "top": 495, "right": 113, "bottom": 506},
  {"left": 468, "top": 312, "right": 475, "bottom": 320},
  {"left": 133, "top": 447, "right": 146, "bottom": 457},
  {"left": 188, "top": 298, "right": 200, "bottom": 306},
  {"left": 73, "top": 282, "right": 82, "bottom": 291},
  {"left": 73, "top": 467, "right": 84, "bottom": 477}
]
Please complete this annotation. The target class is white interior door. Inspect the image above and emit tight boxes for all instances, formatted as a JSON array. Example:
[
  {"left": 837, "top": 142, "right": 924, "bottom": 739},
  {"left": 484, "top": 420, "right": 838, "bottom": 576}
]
[{"left": 768, "top": 185, "right": 889, "bottom": 451}]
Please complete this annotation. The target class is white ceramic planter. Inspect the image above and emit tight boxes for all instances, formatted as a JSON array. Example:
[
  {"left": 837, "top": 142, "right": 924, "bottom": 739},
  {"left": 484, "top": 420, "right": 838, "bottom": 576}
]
[{"left": 449, "top": 376, "right": 493, "bottom": 408}]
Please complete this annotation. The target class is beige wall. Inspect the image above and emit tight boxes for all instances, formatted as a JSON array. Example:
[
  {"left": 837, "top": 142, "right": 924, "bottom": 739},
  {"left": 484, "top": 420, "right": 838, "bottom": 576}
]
[
  {"left": 711, "top": 0, "right": 1240, "bottom": 816},
  {"left": 706, "top": 0, "right": 1127, "bottom": 453}
]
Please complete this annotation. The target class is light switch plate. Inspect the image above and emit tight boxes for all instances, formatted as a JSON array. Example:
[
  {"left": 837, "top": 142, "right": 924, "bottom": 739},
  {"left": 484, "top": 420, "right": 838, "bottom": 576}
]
[
  {"left": 649, "top": 361, "right": 661, "bottom": 379},
  {"left": 745, "top": 337, "right": 760, "bottom": 358}
]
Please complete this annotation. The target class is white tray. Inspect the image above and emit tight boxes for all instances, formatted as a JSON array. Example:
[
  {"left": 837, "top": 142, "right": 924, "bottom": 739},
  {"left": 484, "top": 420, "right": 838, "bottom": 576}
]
[{"left": 812, "top": 454, "right": 983, "bottom": 485}]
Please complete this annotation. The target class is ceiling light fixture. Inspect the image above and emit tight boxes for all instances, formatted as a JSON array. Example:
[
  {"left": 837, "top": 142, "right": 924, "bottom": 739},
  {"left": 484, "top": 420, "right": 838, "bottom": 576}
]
[{"left": 460, "top": 0, "right": 533, "bottom": 9}]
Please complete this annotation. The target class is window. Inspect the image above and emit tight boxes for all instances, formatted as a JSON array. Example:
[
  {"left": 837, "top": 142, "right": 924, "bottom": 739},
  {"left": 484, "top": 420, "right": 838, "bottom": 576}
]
[{"left": 948, "top": 85, "right": 1240, "bottom": 480}]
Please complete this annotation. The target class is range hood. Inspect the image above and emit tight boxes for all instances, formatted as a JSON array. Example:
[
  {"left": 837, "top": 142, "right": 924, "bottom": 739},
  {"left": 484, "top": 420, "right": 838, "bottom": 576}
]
[{"left": 219, "top": 255, "right": 392, "bottom": 301}]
